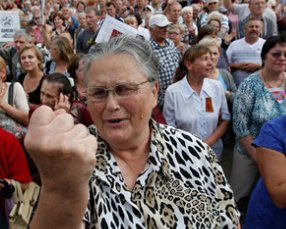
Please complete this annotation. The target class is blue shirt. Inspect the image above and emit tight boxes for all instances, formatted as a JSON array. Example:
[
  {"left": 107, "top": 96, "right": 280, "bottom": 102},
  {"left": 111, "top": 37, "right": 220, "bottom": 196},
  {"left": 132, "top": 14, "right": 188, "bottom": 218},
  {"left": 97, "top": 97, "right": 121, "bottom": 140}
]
[
  {"left": 244, "top": 115, "right": 286, "bottom": 228},
  {"left": 233, "top": 72, "right": 286, "bottom": 155}
]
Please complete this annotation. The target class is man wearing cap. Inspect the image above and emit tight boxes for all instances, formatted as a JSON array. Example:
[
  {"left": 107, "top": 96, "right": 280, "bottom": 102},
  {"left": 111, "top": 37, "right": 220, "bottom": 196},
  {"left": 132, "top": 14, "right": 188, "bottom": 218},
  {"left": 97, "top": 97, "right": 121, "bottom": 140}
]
[
  {"left": 224, "top": 0, "right": 277, "bottom": 39},
  {"left": 149, "top": 14, "right": 180, "bottom": 111}
]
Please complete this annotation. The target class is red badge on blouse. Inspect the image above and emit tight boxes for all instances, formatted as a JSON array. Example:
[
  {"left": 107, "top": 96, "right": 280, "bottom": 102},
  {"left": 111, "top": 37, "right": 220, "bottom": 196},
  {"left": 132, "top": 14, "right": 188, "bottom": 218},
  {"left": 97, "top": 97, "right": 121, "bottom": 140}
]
[{"left": 206, "top": 97, "right": 214, "bottom": 112}]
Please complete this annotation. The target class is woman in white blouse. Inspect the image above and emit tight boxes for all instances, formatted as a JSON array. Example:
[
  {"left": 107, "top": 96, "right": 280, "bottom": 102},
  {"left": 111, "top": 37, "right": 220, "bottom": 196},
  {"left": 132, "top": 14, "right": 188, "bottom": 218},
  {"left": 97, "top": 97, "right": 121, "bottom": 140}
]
[{"left": 163, "top": 45, "right": 230, "bottom": 158}]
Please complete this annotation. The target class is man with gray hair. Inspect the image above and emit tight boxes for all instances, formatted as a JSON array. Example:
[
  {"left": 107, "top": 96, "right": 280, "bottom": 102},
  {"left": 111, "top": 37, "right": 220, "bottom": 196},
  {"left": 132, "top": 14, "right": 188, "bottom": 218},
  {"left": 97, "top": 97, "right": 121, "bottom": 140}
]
[
  {"left": 76, "top": 7, "right": 101, "bottom": 54},
  {"left": 224, "top": 0, "right": 277, "bottom": 39},
  {"left": 149, "top": 14, "right": 180, "bottom": 111},
  {"left": 0, "top": 29, "right": 33, "bottom": 82}
]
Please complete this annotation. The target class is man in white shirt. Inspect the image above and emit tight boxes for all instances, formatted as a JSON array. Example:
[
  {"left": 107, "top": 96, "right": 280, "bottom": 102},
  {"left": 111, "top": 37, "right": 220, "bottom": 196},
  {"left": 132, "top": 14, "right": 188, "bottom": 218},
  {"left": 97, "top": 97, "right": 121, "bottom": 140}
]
[{"left": 226, "top": 18, "right": 265, "bottom": 86}]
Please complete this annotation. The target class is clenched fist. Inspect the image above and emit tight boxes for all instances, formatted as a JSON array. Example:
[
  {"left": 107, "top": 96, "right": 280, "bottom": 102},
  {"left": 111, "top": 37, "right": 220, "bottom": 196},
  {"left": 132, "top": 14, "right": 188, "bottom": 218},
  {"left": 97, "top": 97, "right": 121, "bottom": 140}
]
[{"left": 24, "top": 105, "right": 97, "bottom": 196}]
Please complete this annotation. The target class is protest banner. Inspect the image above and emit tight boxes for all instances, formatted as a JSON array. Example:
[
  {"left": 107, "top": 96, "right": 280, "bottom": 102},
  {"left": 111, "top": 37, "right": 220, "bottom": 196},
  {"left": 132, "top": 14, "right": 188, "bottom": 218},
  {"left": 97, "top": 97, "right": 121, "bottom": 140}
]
[{"left": 0, "top": 11, "right": 20, "bottom": 42}]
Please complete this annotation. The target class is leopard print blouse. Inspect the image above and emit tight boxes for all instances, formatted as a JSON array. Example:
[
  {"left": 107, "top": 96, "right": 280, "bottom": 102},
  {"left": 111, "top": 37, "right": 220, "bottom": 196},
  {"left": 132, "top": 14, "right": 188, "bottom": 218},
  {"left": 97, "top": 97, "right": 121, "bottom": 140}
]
[{"left": 84, "top": 120, "right": 240, "bottom": 228}]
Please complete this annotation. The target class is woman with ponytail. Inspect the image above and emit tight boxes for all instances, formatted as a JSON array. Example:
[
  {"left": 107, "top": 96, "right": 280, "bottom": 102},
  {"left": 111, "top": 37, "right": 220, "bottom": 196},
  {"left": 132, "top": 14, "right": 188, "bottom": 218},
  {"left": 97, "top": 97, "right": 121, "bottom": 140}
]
[{"left": 163, "top": 45, "right": 230, "bottom": 159}]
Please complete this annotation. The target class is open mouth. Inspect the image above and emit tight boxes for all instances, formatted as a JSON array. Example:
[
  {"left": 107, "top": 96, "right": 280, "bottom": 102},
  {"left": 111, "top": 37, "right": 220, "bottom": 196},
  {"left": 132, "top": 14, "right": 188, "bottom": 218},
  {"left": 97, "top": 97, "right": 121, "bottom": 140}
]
[{"left": 108, "top": 119, "right": 124, "bottom": 124}]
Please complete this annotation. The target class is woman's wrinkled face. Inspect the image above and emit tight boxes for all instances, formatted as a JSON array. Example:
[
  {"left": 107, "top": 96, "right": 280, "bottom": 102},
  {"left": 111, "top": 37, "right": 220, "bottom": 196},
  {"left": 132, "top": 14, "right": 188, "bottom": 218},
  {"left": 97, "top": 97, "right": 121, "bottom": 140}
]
[
  {"left": 87, "top": 54, "right": 158, "bottom": 147},
  {"left": 40, "top": 81, "right": 60, "bottom": 109},
  {"left": 168, "top": 27, "right": 182, "bottom": 44},
  {"left": 20, "top": 49, "right": 41, "bottom": 72},
  {"left": 263, "top": 43, "right": 286, "bottom": 73}
]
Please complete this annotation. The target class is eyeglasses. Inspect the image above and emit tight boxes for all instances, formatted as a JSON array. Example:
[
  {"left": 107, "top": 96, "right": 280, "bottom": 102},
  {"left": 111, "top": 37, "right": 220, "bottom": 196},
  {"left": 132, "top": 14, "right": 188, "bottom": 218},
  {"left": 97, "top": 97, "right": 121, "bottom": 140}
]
[
  {"left": 168, "top": 32, "right": 181, "bottom": 36},
  {"left": 208, "top": 2, "right": 218, "bottom": 6},
  {"left": 270, "top": 52, "right": 286, "bottom": 59},
  {"left": 87, "top": 80, "right": 154, "bottom": 102}
]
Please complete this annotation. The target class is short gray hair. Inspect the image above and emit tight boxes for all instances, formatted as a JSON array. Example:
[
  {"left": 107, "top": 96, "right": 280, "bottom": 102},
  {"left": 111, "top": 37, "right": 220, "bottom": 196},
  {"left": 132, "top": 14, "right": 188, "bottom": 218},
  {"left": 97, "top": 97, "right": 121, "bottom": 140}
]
[
  {"left": 14, "top": 29, "right": 33, "bottom": 43},
  {"left": 85, "top": 35, "right": 160, "bottom": 83}
]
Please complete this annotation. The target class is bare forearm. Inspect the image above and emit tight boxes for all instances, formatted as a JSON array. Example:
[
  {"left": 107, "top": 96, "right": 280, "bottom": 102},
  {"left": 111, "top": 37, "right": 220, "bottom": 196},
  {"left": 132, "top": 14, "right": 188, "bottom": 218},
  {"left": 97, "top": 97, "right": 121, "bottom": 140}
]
[
  {"left": 30, "top": 188, "right": 88, "bottom": 229},
  {"left": 229, "top": 63, "right": 244, "bottom": 71},
  {"left": 205, "top": 120, "right": 229, "bottom": 146},
  {"left": 239, "top": 135, "right": 256, "bottom": 161}
]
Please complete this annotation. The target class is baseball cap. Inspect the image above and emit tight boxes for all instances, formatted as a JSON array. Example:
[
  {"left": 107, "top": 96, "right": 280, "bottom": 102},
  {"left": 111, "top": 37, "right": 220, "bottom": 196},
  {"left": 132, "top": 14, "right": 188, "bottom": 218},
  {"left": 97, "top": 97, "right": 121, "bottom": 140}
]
[
  {"left": 207, "top": 0, "right": 219, "bottom": 4},
  {"left": 149, "top": 15, "right": 171, "bottom": 27}
]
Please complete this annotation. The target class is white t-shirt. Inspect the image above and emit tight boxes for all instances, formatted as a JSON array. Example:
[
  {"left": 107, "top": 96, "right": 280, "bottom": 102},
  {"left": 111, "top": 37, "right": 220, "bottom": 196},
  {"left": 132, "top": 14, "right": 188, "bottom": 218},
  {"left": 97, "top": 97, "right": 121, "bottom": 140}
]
[{"left": 226, "top": 37, "right": 265, "bottom": 86}]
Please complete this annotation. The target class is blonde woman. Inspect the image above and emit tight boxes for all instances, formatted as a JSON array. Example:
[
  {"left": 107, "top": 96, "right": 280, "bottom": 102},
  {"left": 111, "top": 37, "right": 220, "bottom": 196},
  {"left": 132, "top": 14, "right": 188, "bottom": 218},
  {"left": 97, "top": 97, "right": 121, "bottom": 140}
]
[{"left": 18, "top": 45, "right": 44, "bottom": 107}]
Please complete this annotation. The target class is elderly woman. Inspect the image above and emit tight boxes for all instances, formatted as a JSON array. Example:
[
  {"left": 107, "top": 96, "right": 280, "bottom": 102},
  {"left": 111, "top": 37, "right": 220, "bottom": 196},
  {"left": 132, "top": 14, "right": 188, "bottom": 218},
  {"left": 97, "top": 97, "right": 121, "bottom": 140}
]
[
  {"left": 197, "top": 25, "right": 230, "bottom": 71},
  {"left": 181, "top": 6, "right": 198, "bottom": 45},
  {"left": 164, "top": 45, "right": 230, "bottom": 158},
  {"left": 244, "top": 114, "right": 286, "bottom": 228},
  {"left": 230, "top": 35, "right": 286, "bottom": 214},
  {"left": 168, "top": 23, "right": 190, "bottom": 56},
  {"left": 25, "top": 35, "right": 240, "bottom": 228},
  {"left": 198, "top": 37, "right": 236, "bottom": 104}
]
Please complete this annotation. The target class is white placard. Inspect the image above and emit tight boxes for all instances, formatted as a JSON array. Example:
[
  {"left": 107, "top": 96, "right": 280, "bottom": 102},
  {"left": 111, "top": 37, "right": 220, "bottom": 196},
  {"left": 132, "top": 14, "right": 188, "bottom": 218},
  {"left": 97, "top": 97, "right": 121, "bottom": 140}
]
[
  {"left": 0, "top": 11, "right": 20, "bottom": 42},
  {"left": 41, "top": 0, "right": 46, "bottom": 25},
  {"left": 95, "top": 15, "right": 138, "bottom": 43}
]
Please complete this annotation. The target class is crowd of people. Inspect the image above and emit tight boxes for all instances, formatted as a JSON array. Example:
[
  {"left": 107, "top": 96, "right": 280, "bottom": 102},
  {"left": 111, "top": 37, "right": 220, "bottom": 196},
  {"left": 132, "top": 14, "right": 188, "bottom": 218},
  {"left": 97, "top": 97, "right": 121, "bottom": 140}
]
[{"left": 0, "top": 0, "right": 285, "bottom": 228}]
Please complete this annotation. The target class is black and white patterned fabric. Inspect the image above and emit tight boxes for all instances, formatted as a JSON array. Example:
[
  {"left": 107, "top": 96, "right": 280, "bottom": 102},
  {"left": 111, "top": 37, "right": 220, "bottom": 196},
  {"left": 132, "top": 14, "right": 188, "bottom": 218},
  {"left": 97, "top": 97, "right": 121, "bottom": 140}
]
[{"left": 84, "top": 120, "right": 240, "bottom": 229}]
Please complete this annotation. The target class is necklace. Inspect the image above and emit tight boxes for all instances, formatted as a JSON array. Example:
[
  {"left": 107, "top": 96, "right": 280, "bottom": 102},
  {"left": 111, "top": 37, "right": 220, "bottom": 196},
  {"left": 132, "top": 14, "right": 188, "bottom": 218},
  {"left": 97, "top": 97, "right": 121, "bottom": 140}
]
[
  {"left": 261, "top": 71, "right": 286, "bottom": 89},
  {"left": 0, "top": 82, "right": 6, "bottom": 98}
]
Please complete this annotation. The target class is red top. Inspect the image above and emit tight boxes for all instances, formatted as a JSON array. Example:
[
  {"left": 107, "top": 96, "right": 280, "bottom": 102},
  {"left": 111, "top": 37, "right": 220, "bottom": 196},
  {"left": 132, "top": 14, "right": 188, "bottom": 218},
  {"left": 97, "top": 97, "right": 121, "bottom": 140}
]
[{"left": 0, "top": 128, "right": 32, "bottom": 219}]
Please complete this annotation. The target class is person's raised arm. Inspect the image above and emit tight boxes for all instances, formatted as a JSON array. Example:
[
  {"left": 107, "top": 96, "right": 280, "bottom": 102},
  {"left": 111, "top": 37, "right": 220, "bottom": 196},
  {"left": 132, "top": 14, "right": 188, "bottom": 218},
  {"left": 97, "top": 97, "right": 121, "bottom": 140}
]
[{"left": 24, "top": 106, "right": 97, "bottom": 229}]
